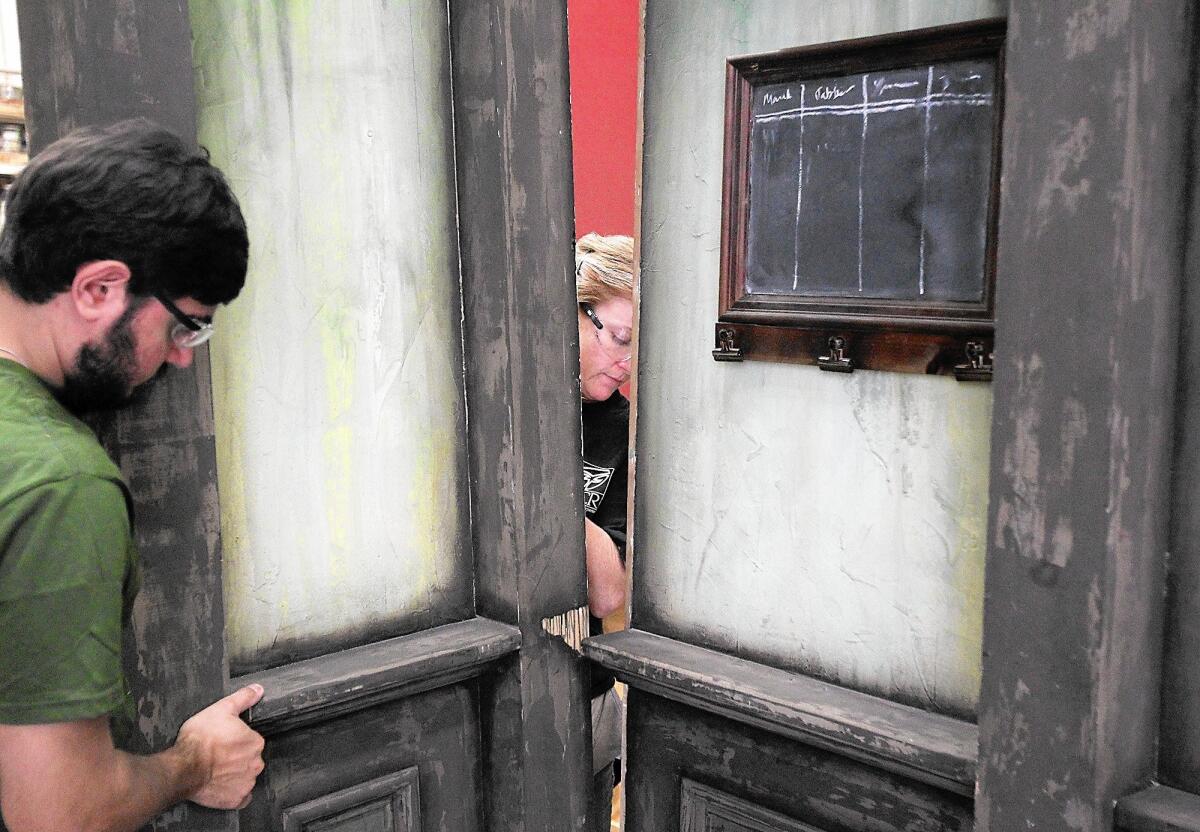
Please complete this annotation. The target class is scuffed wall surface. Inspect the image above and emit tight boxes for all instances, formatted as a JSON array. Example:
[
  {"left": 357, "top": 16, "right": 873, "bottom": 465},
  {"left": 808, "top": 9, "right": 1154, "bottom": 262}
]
[
  {"left": 635, "top": 0, "right": 1001, "bottom": 718},
  {"left": 191, "top": 1, "right": 471, "bottom": 673}
]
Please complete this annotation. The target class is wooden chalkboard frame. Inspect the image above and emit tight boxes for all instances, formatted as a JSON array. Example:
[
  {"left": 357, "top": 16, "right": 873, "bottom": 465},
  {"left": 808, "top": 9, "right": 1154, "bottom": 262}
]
[{"left": 716, "top": 19, "right": 1005, "bottom": 377}]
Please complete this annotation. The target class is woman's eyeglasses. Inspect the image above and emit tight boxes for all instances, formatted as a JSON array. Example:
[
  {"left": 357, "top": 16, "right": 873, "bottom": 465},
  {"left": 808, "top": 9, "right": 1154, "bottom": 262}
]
[{"left": 580, "top": 302, "right": 633, "bottom": 363}]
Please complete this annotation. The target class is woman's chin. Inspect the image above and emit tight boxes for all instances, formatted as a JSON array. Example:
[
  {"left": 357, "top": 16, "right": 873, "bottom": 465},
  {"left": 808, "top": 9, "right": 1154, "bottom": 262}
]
[{"left": 583, "top": 379, "right": 617, "bottom": 402}]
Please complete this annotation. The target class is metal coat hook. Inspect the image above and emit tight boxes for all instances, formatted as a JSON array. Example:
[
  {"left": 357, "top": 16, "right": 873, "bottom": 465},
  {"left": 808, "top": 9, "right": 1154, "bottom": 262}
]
[
  {"left": 712, "top": 326, "right": 744, "bottom": 362},
  {"left": 954, "top": 340, "right": 993, "bottom": 382},
  {"left": 817, "top": 335, "right": 853, "bottom": 373}
]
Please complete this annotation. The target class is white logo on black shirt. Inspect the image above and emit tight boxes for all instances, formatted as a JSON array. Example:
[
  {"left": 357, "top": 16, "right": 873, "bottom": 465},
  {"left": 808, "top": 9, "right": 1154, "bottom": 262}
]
[{"left": 583, "top": 462, "right": 614, "bottom": 515}]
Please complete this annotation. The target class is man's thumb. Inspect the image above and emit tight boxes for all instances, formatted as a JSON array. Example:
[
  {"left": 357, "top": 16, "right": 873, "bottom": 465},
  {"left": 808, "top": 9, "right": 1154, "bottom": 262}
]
[{"left": 222, "top": 683, "right": 265, "bottom": 714}]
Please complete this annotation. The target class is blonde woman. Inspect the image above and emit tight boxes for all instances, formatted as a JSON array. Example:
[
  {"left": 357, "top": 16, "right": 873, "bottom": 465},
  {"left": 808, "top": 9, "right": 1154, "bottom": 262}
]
[{"left": 575, "top": 232, "right": 634, "bottom": 830}]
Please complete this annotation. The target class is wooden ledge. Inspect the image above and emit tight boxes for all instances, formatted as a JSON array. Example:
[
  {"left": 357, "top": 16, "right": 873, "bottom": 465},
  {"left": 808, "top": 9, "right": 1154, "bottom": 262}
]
[
  {"left": 233, "top": 617, "right": 521, "bottom": 735},
  {"left": 1117, "top": 785, "right": 1200, "bottom": 832},
  {"left": 583, "top": 628, "right": 977, "bottom": 796}
]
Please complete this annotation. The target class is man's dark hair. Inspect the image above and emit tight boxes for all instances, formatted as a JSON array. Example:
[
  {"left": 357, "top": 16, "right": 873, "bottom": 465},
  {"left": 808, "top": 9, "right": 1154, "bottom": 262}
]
[{"left": 0, "top": 117, "right": 248, "bottom": 306}]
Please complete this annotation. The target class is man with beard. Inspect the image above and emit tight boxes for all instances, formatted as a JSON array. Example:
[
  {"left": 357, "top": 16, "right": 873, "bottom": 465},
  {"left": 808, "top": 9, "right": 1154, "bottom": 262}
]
[{"left": 0, "top": 119, "right": 265, "bottom": 831}]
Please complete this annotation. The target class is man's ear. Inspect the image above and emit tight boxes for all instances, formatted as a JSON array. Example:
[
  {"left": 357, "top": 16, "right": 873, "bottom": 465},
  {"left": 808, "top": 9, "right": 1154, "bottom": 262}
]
[{"left": 70, "top": 260, "right": 132, "bottom": 323}]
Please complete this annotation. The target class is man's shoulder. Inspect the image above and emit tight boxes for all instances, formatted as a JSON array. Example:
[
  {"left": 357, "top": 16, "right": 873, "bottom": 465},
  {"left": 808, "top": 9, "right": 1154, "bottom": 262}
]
[{"left": 0, "top": 365, "right": 123, "bottom": 494}]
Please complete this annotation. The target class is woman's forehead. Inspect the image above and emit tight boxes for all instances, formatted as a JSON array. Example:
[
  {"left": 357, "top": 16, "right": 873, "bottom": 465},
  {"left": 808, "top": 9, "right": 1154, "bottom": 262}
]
[{"left": 592, "top": 296, "right": 634, "bottom": 327}]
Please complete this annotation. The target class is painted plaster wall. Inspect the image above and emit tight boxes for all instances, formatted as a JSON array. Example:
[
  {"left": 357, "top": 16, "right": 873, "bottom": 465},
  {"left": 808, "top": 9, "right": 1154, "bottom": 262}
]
[
  {"left": 191, "top": 2, "right": 471, "bottom": 673},
  {"left": 635, "top": 0, "right": 1001, "bottom": 718}
]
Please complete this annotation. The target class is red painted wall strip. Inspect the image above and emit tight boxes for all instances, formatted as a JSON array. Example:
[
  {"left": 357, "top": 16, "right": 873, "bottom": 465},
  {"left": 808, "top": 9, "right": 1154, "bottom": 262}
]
[{"left": 567, "top": 0, "right": 640, "bottom": 237}]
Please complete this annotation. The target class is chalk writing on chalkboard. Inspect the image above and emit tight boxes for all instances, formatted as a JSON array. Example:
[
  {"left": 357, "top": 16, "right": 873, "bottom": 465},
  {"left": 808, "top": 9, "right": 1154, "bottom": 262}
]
[
  {"left": 745, "top": 61, "right": 995, "bottom": 303},
  {"left": 716, "top": 20, "right": 1004, "bottom": 376}
]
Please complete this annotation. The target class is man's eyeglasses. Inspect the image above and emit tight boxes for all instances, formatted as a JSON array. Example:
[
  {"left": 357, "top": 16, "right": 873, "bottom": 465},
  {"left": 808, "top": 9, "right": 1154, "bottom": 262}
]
[
  {"left": 580, "top": 302, "right": 633, "bottom": 363},
  {"left": 154, "top": 292, "right": 214, "bottom": 349}
]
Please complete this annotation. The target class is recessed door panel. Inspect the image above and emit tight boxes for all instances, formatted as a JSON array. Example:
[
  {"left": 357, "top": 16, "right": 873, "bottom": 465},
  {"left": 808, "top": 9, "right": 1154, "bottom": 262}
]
[{"left": 281, "top": 769, "right": 419, "bottom": 832}]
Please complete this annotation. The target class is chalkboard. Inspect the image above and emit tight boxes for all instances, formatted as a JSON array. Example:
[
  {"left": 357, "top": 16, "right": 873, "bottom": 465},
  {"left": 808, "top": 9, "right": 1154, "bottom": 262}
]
[
  {"left": 747, "top": 60, "right": 995, "bottom": 301},
  {"left": 716, "top": 21, "right": 1005, "bottom": 376}
]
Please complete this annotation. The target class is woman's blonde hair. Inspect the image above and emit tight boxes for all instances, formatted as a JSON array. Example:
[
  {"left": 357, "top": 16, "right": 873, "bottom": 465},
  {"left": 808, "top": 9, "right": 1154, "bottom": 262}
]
[{"left": 575, "top": 232, "right": 634, "bottom": 306}]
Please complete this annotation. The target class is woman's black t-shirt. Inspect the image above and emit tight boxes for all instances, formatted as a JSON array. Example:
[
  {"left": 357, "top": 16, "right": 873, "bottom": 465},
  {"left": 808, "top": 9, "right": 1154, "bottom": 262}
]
[{"left": 582, "top": 391, "right": 629, "bottom": 698}]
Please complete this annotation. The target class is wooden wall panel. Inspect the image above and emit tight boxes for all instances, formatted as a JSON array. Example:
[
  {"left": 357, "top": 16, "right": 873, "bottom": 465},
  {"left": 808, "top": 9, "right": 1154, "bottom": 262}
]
[
  {"left": 976, "top": 2, "right": 1193, "bottom": 830},
  {"left": 624, "top": 692, "right": 973, "bottom": 832},
  {"left": 280, "top": 768, "right": 419, "bottom": 832},
  {"left": 680, "top": 779, "right": 825, "bottom": 832},
  {"left": 17, "top": 2, "right": 593, "bottom": 831},
  {"left": 190, "top": 0, "right": 473, "bottom": 675},
  {"left": 241, "top": 685, "right": 479, "bottom": 832},
  {"left": 634, "top": 0, "right": 1002, "bottom": 719}
]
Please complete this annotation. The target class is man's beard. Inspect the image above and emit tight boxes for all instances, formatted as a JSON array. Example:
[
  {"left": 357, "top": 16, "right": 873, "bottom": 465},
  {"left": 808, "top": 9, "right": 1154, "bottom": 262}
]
[{"left": 54, "top": 302, "right": 162, "bottom": 414}]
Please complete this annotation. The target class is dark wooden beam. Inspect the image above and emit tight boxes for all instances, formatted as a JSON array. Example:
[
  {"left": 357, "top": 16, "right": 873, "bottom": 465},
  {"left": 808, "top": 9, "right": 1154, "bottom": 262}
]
[
  {"left": 449, "top": 1, "right": 593, "bottom": 829},
  {"left": 1158, "top": 29, "right": 1200, "bottom": 795},
  {"left": 17, "top": 0, "right": 198, "bottom": 152},
  {"left": 976, "top": 2, "right": 1193, "bottom": 830}
]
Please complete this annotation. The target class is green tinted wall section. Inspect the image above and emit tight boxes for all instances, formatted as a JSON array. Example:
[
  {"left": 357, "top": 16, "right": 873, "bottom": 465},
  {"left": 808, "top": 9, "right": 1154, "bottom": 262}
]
[{"left": 191, "top": 1, "right": 471, "bottom": 673}]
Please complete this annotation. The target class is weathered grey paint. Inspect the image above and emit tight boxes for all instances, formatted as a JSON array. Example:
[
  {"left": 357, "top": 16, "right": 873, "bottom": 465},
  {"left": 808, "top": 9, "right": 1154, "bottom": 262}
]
[
  {"left": 450, "top": 0, "right": 594, "bottom": 827},
  {"left": 634, "top": 0, "right": 1001, "bottom": 719},
  {"left": 240, "top": 684, "right": 484, "bottom": 832},
  {"left": 16, "top": 3, "right": 233, "bottom": 830},
  {"left": 190, "top": 1, "right": 473, "bottom": 674},
  {"left": 237, "top": 617, "right": 520, "bottom": 737},
  {"left": 976, "top": 2, "right": 1191, "bottom": 830}
]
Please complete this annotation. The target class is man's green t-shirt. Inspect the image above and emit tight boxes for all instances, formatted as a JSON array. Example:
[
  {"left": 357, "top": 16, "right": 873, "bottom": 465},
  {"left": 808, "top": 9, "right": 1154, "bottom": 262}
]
[{"left": 0, "top": 358, "right": 140, "bottom": 724}]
